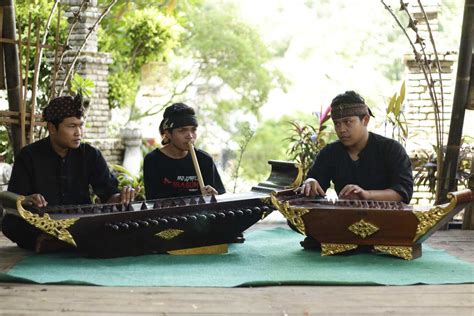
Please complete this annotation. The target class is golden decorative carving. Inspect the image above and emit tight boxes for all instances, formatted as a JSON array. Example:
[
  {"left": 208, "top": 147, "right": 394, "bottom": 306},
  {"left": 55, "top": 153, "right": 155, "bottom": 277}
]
[
  {"left": 413, "top": 192, "right": 457, "bottom": 242},
  {"left": 155, "top": 229, "right": 184, "bottom": 240},
  {"left": 16, "top": 197, "right": 78, "bottom": 246},
  {"left": 374, "top": 245, "right": 414, "bottom": 260},
  {"left": 271, "top": 193, "right": 309, "bottom": 234},
  {"left": 348, "top": 219, "right": 379, "bottom": 238},
  {"left": 288, "top": 163, "right": 304, "bottom": 189},
  {"left": 321, "top": 243, "right": 358, "bottom": 256},
  {"left": 167, "top": 244, "right": 228, "bottom": 255}
]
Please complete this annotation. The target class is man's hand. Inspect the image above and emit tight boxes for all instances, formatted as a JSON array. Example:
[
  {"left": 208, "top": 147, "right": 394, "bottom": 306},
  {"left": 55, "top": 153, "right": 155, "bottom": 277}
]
[
  {"left": 119, "top": 185, "right": 138, "bottom": 204},
  {"left": 296, "top": 178, "right": 325, "bottom": 197},
  {"left": 202, "top": 185, "right": 218, "bottom": 196},
  {"left": 22, "top": 194, "right": 48, "bottom": 208},
  {"left": 338, "top": 184, "right": 370, "bottom": 200}
]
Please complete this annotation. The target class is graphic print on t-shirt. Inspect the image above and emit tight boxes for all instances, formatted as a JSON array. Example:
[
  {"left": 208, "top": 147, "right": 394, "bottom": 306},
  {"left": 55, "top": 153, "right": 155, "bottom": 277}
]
[{"left": 162, "top": 175, "right": 199, "bottom": 192}]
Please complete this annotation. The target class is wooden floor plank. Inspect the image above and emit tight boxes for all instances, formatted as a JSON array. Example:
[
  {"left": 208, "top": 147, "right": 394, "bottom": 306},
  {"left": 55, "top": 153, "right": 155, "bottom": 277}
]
[{"left": 0, "top": 224, "right": 473, "bottom": 315}]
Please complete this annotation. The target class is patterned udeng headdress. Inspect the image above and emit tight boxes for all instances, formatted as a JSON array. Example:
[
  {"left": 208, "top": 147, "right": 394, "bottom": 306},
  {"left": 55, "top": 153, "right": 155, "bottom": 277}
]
[
  {"left": 331, "top": 103, "right": 374, "bottom": 120},
  {"left": 43, "top": 94, "right": 85, "bottom": 122}
]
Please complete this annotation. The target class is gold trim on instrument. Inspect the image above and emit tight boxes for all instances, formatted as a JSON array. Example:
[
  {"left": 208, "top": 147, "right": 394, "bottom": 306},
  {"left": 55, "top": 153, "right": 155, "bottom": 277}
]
[
  {"left": 271, "top": 193, "right": 309, "bottom": 234},
  {"left": 321, "top": 243, "right": 358, "bottom": 256},
  {"left": 374, "top": 245, "right": 414, "bottom": 260},
  {"left": 288, "top": 163, "right": 304, "bottom": 189},
  {"left": 348, "top": 219, "right": 379, "bottom": 238},
  {"left": 167, "top": 244, "right": 228, "bottom": 255},
  {"left": 412, "top": 192, "right": 457, "bottom": 242},
  {"left": 155, "top": 229, "right": 184, "bottom": 240},
  {"left": 16, "top": 197, "right": 78, "bottom": 247}
]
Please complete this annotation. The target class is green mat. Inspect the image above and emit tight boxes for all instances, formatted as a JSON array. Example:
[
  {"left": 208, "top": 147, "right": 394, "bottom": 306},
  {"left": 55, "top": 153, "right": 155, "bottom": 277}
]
[{"left": 1, "top": 227, "right": 473, "bottom": 287}]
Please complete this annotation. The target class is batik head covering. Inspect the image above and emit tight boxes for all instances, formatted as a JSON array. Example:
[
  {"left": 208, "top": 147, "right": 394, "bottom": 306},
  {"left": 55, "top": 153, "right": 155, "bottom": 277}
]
[
  {"left": 331, "top": 103, "right": 374, "bottom": 120},
  {"left": 160, "top": 103, "right": 198, "bottom": 131},
  {"left": 43, "top": 94, "right": 85, "bottom": 122}
]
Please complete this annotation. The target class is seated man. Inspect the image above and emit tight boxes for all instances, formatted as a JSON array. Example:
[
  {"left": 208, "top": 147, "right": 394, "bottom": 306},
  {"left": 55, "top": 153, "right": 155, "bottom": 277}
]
[
  {"left": 2, "top": 94, "right": 136, "bottom": 250},
  {"left": 298, "top": 90, "right": 413, "bottom": 204},
  {"left": 144, "top": 103, "right": 225, "bottom": 199}
]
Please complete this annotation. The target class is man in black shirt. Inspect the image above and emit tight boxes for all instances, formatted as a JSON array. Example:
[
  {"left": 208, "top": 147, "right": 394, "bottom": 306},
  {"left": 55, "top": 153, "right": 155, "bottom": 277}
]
[
  {"left": 298, "top": 91, "right": 413, "bottom": 204},
  {"left": 144, "top": 103, "right": 225, "bottom": 199},
  {"left": 2, "top": 94, "right": 136, "bottom": 250}
]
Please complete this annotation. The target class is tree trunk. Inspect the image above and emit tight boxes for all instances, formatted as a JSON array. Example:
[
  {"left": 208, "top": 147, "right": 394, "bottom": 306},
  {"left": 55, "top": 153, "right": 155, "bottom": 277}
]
[{"left": 1, "top": 0, "right": 22, "bottom": 156}]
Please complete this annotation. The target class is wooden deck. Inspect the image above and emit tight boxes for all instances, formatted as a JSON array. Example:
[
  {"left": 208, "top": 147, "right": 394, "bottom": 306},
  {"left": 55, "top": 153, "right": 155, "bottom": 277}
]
[{"left": 0, "top": 224, "right": 473, "bottom": 315}]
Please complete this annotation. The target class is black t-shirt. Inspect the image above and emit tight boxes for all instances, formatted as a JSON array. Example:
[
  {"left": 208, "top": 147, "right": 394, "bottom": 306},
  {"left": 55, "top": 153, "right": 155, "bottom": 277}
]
[
  {"left": 8, "top": 137, "right": 119, "bottom": 205},
  {"left": 307, "top": 132, "right": 413, "bottom": 203},
  {"left": 143, "top": 148, "right": 226, "bottom": 199}
]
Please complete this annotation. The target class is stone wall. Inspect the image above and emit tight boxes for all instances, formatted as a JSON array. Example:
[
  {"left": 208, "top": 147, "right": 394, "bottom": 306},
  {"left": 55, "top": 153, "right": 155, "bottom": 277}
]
[{"left": 53, "top": 0, "right": 124, "bottom": 165}]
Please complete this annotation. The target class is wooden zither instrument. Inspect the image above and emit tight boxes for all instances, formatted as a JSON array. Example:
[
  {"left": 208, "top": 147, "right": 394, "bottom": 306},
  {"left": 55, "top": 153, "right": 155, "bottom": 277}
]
[
  {"left": 0, "top": 160, "right": 302, "bottom": 258},
  {"left": 271, "top": 187, "right": 473, "bottom": 260}
]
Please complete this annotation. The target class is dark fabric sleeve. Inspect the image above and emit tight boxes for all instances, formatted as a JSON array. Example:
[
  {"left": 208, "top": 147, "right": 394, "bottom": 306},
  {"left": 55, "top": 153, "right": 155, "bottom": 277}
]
[
  {"left": 89, "top": 149, "right": 119, "bottom": 203},
  {"left": 7, "top": 150, "right": 33, "bottom": 195},
  {"left": 143, "top": 153, "right": 158, "bottom": 200},
  {"left": 384, "top": 142, "right": 413, "bottom": 204},
  {"left": 306, "top": 147, "right": 332, "bottom": 192}
]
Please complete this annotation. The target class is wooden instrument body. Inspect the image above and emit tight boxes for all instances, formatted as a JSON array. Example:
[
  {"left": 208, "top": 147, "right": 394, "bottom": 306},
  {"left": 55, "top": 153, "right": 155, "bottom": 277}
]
[
  {"left": 1, "top": 160, "right": 301, "bottom": 258},
  {"left": 272, "top": 189, "right": 474, "bottom": 260}
]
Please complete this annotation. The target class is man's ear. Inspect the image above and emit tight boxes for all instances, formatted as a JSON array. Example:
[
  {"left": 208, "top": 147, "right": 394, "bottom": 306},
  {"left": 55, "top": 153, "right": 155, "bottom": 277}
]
[
  {"left": 47, "top": 122, "right": 57, "bottom": 135},
  {"left": 363, "top": 115, "right": 370, "bottom": 126}
]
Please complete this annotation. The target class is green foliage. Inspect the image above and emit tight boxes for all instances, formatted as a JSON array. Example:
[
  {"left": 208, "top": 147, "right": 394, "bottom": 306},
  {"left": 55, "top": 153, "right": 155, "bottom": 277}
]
[
  {"left": 70, "top": 73, "right": 95, "bottom": 98},
  {"left": 184, "top": 3, "right": 287, "bottom": 115},
  {"left": 413, "top": 137, "right": 474, "bottom": 196},
  {"left": 99, "top": 7, "right": 182, "bottom": 110},
  {"left": 235, "top": 113, "right": 335, "bottom": 182},
  {"left": 237, "top": 118, "right": 290, "bottom": 181},
  {"left": 110, "top": 164, "right": 146, "bottom": 201},
  {"left": 0, "top": 127, "right": 14, "bottom": 164},
  {"left": 384, "top": 81, "right": 408, "bottom": 145},
  {"left": 230, "top": 123, "right": 255, "bottom": 192},
  {"left": 285, "top": 111, "right": 335, "bottom": 177},
  {"left": 16, "top": 0, "right": 68, "bottom": 109}
]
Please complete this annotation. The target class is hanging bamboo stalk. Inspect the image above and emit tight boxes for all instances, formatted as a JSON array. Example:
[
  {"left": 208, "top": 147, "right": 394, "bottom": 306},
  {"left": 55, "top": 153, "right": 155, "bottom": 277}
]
[
  {"left": 28, "top": 24, "right": 41, "bottom": 144},
  {"left": 23, "top": 14, "right": 32, "bottom": 142},
  {"left": 49, "top": 3, "right": 61, "bottom": 99},
  {"left": 29, "top": 0, "right": 59, "bottom": 143},
  {"left": 16, "top": 17, "right": 26, "bottom": 147},
  {"left": 1, "top": 0, "right": 22, "bottom": 155}
]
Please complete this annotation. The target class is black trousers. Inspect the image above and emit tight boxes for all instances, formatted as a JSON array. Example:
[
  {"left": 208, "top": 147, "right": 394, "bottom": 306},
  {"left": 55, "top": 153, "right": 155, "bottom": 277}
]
[{"left": 1, "top": 214, "right": 41, "bottom": 250}]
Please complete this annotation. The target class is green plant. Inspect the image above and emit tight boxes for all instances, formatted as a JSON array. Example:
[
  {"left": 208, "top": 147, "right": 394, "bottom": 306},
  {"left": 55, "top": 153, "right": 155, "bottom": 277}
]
[
  {"left": 414, "top": 137, "right": 473, "bottom": 195},
  {"left": 0, "top": 126, "right": 14, "bottom": 164},
  {"left": 286, "top": 110, "right": 333, "bottom": 176},
  {"left": 384, "top": 81, "right": 408, "bottom": 146},
  {"left": 70, "top": 73, "right": 95, "bottom": 98},
  {"left": 230, "top": 124, "right": 255, "bottom": 193},
  {"left": 110, "top": 164, "right": 146, "bottom": 201}
]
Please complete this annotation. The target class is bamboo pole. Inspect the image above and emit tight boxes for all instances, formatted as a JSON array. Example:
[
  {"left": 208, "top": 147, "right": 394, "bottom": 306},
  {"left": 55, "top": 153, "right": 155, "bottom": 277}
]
[
  {"left": 188, "top": 143, "right": 205, "bottom": 194},
  {"left": 23, "top": 14, "right": 32, "bottom": 142},
  {"left": 1, "top": 0, "right": 22, "bottom": 155},
  {"left": 16, "top": 17, "right": 25, "bottom": 148},
  {"left": 28, "top": 24, "right": 41, "bottom": 144},
  {"left": 49, "top": 3, "right": 61, "bottom": 99},
  {"left": 438, "top": 0, "right": 474, "bottom": 204}
]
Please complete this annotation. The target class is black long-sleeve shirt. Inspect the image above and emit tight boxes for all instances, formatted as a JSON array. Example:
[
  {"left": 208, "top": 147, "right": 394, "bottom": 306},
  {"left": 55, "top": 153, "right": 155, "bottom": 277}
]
[
  {"left": 307, "top": 132, "right": 413, "bottom": 203},
  {"left": 8, "top": 137, "right": 119, "bottom": 205},
  {"left": 144, "top": 148, "right": 225, "bottom": 199}
]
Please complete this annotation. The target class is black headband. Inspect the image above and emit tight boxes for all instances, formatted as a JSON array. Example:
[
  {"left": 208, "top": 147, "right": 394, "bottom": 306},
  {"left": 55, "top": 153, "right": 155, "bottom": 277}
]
[{"left": 161, "top": 114, "right": 198, "bottom": 131}]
